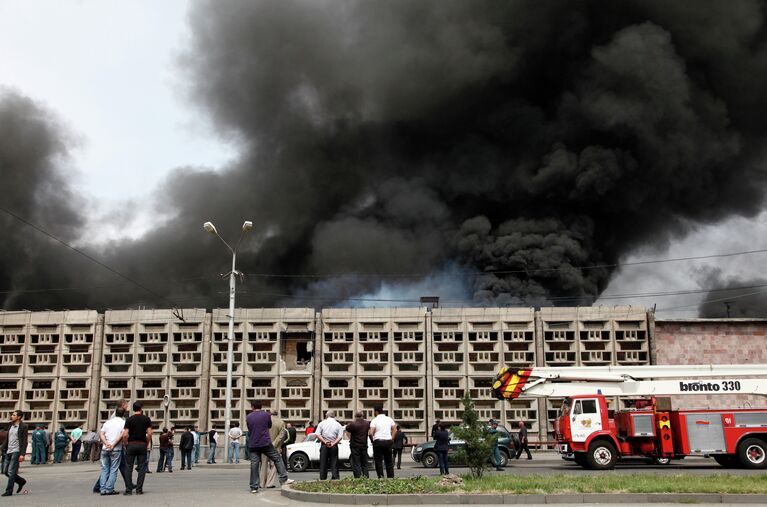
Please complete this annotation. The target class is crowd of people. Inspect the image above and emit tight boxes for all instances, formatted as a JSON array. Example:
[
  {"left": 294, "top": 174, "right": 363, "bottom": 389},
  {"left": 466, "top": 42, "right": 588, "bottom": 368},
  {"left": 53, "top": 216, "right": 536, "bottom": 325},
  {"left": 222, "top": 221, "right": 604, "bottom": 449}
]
[{"left": 1, "top": 402, "right": 534, "bottom": 496}]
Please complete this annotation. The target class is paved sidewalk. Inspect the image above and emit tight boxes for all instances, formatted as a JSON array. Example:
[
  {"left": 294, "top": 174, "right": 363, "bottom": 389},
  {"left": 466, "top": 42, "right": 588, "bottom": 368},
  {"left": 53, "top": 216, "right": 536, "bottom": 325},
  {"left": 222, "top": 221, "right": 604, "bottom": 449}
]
[{"left": 0, "top": 457, "right": 757, "bottom": 506}]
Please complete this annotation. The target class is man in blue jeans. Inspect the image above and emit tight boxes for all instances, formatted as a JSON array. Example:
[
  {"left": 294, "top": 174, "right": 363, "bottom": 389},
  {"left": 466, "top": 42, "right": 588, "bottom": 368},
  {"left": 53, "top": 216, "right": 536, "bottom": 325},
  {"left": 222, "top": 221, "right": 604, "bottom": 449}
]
[
  {"left": 99, "top": 407, "right": 126, "bottom": 495},
  {"left": 206, "top": 428, "right": 217, "bottom": 464},
  {"left": 92, "top": 400, "right": 130, "bottom": 494},
  {"left": 1, "top": 409, "right": 28, "bottom": 497},
  {"left": 246, "top": 401, "right": 293, "bottom": 494},
  {"left": 192, "top": 425, "right": 201, "bottom": 464}
]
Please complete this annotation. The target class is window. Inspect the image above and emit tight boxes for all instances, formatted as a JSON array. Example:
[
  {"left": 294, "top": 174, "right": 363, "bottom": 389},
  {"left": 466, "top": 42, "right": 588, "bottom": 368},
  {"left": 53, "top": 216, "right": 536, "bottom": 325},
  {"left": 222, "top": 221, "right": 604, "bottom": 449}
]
[
  {"left": 581, "top": 399, "right": 598, "bottom": 414},
  {"left": 573, "top": 401, "right": 582, "bottom": 416}
]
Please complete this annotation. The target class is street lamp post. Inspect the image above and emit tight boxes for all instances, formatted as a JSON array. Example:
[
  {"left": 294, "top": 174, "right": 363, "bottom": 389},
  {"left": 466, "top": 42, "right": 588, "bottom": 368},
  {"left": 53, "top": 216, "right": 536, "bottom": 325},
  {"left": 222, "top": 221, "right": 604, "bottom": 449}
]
[{"left": 203, "top": 220, "right": 253, "bottom": 464}]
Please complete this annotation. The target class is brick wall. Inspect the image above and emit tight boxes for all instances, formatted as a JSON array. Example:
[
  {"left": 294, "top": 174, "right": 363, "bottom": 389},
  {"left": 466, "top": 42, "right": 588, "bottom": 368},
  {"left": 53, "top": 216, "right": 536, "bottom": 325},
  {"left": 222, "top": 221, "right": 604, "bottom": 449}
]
[{"left": 654, "top": 319, "right": 767, "bottom": 409}]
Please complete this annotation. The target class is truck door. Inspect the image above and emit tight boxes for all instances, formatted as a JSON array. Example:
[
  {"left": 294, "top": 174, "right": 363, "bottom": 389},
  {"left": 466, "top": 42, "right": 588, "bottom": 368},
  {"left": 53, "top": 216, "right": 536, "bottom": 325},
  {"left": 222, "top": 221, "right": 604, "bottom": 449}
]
[{"left": 571, "top": 398, "right": 602, "bottom": 442}]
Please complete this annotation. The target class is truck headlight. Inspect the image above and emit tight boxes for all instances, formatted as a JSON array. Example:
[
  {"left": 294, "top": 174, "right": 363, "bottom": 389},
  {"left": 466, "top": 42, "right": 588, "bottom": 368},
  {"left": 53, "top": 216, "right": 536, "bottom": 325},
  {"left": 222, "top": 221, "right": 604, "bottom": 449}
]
[{"left": 415, "top": 446, "right": 422, "bottom": 452}]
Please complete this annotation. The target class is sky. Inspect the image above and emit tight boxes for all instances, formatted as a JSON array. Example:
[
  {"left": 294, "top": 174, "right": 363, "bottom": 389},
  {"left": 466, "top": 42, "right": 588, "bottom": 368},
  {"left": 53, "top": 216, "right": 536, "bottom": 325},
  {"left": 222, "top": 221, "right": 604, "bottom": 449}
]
[
  {"left": 1, "top": 1, "right": 767, "bottom": 317},
  {"left": 0, "top": 0, "right": 235, "bottom": 240}
]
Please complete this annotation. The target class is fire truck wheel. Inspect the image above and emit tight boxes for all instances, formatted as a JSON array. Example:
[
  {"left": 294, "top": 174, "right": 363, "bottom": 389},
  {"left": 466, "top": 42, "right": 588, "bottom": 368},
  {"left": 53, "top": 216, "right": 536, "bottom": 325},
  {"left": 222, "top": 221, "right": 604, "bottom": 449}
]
[
  {"left": 573, "top": 453, "right": 590, "bottom": 468},
  {"left": 738, "top": 438, "right": 767, "bottom": 469},
  {"left": 586, "top": 441, "right": 618, "bottom": 470}
]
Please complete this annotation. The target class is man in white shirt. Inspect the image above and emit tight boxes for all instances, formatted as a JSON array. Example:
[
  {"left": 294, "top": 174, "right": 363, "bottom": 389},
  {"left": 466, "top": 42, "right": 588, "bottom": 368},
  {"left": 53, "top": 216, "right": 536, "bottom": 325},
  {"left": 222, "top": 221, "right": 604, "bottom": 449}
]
[
  {"left": 228, "top": 422, "right": 243, "bottom": 464},
  {"left": 369, "top": 406, "right": 397, "bottom": 478},
  {"left": 314, "top": 410, "right": 344, "bottom": 480},
  {"left": 98, "top": 408, "right": 127, "bottom": 495}
]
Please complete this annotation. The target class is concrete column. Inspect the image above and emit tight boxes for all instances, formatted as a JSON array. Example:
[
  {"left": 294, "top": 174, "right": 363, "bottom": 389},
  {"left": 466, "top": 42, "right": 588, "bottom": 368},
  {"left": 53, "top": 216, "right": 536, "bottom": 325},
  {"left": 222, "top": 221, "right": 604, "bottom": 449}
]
[
  {"left": 199, "top": 310, "right": 213, "bottom": 431},
  {"left": 533, "top": 309, "right": 547, "bottom": 445},
  {"left": 424, "top": 308, "right": 434, "bottom": 442},
  {"left": 87, "top": 313, "right": 105, "bottom": 429},
  {"left": 647, "top": 310, "right": 657, "bottom": 365},
  {"left": 311, "top": 311, "right": 322, "bottom": 424}
]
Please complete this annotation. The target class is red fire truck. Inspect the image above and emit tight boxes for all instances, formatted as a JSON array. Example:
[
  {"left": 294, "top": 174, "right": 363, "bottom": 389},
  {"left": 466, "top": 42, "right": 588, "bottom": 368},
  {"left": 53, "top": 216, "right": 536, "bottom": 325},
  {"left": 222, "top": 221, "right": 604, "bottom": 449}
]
[{"left": 493, "top": 364, "right": 767, "bottom": 470}]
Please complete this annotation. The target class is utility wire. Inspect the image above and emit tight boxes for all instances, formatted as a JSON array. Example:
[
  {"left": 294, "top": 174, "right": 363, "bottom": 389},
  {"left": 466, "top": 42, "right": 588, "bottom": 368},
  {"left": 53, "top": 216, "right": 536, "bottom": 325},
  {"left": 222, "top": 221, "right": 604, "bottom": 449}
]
[
  {"left": 243, "top": 247, "right": 767, "bottom": 279},
  {"left": 0, "top": 206, "right": 185, "bottom": 320}
]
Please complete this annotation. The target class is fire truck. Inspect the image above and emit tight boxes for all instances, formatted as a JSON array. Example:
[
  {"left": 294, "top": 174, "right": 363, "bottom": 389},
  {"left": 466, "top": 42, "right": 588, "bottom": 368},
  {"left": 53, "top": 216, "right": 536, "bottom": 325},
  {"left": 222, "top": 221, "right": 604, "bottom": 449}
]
[{"left": 492, "top": 364, "right": 767, "bottom": 470}]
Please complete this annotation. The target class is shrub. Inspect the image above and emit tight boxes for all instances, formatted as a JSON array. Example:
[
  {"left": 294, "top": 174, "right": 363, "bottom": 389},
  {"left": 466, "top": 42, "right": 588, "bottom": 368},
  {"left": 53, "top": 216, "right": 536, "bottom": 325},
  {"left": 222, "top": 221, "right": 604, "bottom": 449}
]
[{"left": 452, "top": 392, "right": 494, "bottom": 478}]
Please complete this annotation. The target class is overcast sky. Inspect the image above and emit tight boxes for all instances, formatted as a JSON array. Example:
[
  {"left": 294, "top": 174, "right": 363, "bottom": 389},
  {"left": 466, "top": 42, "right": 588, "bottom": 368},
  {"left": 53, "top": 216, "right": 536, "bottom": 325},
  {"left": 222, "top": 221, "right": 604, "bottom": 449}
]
[
  {"left": 0, "top": 0, "right": 234, "bottom": 238},
  {"left": 1, "top": 0, "right": 766, "bottom": 316}
]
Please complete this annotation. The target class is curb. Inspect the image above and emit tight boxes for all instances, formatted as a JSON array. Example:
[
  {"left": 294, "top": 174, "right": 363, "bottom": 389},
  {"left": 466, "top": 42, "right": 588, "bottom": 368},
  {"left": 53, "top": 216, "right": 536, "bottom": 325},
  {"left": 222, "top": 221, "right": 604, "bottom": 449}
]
[{"left": 281, "top": 486, "right": 767, "bottom": 504}]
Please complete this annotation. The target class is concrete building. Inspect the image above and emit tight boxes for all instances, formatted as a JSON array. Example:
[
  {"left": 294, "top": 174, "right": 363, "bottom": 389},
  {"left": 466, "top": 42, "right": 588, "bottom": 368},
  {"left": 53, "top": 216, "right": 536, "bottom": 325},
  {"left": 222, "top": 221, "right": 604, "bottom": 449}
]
[{"left": 1, "top": 306, "right": 765, "bottom": 444}]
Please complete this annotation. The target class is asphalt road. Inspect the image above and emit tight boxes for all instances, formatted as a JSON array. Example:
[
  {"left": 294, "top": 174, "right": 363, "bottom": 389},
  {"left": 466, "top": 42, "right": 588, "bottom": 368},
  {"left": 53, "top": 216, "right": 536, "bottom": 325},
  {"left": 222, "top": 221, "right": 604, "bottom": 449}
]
[{"left": 0, "top": 452, "right": 760, "bottom": 507}]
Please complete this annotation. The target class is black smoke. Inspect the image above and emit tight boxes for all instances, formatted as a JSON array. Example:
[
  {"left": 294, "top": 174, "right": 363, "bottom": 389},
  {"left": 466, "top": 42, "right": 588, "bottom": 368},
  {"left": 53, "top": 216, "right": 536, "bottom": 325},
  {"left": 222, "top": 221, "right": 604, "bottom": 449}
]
[
  {"left": 698, "top": 270, "right": 767, "bottom": 318},
  {"left": 3, "top": 1, "right": 767, "bottom": 310}
]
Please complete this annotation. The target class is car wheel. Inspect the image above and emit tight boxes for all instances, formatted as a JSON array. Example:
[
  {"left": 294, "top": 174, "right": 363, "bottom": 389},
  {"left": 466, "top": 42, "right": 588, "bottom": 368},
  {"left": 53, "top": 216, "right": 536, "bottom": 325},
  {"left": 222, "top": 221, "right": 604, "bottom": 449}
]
[
  {"left": 498, "top": 449, "right": 509, "bottom": 467},
  {"left": 422, "top": 451, "right": 438, "bottom": 468},
  {"left": 289, "top": 452, "right": 309, "bottom": 473},
  {"left": 586, "top": 441, "right": 618, "bottom": 470},
  {"left": 738, "top": 438, "right": 767, "bottom": 469},
  {"left": 653, "top": 457, "right": 671, "bottom": 465},
  {"left": 341, "top": 460, "right": 352, "bottom": 469}
]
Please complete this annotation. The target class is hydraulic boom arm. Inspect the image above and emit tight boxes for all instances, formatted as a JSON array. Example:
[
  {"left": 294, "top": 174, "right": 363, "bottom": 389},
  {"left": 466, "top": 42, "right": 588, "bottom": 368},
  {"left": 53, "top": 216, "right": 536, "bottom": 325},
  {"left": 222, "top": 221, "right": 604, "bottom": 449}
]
[{"left": 492, "top": 364, "right": 767, "bottom": 400}]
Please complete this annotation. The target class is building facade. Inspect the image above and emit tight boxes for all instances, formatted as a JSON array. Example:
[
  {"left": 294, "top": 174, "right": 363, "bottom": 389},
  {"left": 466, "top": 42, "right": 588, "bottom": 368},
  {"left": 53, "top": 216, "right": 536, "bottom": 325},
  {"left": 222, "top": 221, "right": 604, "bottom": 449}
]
[{"left": 1, "top": 306, "right": 764, "bottom": 443}]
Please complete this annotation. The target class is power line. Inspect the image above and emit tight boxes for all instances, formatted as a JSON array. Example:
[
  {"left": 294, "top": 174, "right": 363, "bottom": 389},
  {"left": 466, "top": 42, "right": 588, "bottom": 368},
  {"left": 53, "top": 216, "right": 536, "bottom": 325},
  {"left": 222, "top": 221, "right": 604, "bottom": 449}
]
[
  {"left": 243, "top": 247, "right": 767, "bottom": 279},
  {"left": 0, "top": 206, "right": 185, "bottom": 319}
]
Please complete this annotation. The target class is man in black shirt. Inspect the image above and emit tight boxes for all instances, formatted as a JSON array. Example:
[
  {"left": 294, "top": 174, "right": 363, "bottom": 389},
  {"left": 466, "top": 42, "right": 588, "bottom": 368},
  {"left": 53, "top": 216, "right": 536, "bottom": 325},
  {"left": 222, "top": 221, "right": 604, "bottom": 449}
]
[
  {"left": 345, "top": 412, "right": 370, "bottom": 478},
  {"left": 179, "top": 427, "right": 194, "bottom": 470},
  {"left": 391, "top": 425, "right": 408, "bottom": 470},
  {"left": 121, "top": 402, "right": 152, "bottom": 495},
  {"left": 514, "top": 421, "right": 532, "bottom": 460},
  {"left": 431, "top": 419, "right": 441, "bottom": 439}
]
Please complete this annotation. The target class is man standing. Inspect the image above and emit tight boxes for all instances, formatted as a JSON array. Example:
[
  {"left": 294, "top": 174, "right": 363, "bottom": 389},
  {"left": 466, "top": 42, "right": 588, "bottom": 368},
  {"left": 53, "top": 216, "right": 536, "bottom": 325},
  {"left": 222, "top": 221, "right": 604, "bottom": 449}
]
[
  {"left": 260, "top": 410, "right": 286, "bottom": 488},
  {"left": 166, "top": 427, "right": 176, "bottom": 471},
  {"left": 206, "top": 427, "right": 218, "bottom": 464},
  {"left": 180, "top": 427, "right": 194, "bottom": 470},
  {"left": 157, "top": 428, "right": 171, "bottom": 473},
  {"left": 489, "top": 420, "right": 503, "bottom": 471},
  {"left": 515, "top": 421, "right": 532, "bottom": 460},
  {"left": 246, "top": 401, "right": 293, "bottom": 494},
  {"left": 369, "top": 406, "right": 396, "bottom": 479},
  {"left": 121, "top": 402, "right": 152, "bottom": 495},
  {"left": 304, "top": 421, "right": 315, "bottom": 438},
  {"left": 42, "top": 426, "right": 50, "bottom": 464},
  {"left": 392, "top": 425, "right": 408, "bottom": 470},
  {"left": 345, "top": 412, "right": 370, "bottom": 478},
  {"left": 1, "top": 410, "right": 28, "bottom": 496},
  {"left": 228, "top": 422, "right": 242, "bottom": 464},
  {"left": 53, "top": 425, "right": 68, "bottom": 463},
  {"left": 314, "top": 410, "right": 343, "bottom": 481},
  {"left": 98, "top": 406, "right": 126, "bottom": 495},
  {"left": 243, "top": 430, "right": 251, "bottom": 461},
  {"left": 282, "top": 423, "right": 296, "bottom": 467},
  {"left": 431, "top": 419, "right": 441, "bottom": 439},
  {"left": 192, "top": 425, "right": 201, "bottom": 464},
  {"left": 91, "top": 400, "right": 129, "bottom": 494},
  {"left": 31, "top": 425, "right": 45, "bottom": 465},
  {"left": 70, "top": 424, "right": 83, "bottom": 462},
  {"left": 82, "top": 428, "right": 97, "bottom": 462}
]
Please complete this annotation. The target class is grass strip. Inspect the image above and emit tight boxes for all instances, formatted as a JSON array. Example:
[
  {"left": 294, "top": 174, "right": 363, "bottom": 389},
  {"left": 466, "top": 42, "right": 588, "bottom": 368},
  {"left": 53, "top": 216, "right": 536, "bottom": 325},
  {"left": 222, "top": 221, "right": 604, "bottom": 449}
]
[{"left": 292, "top": 474, "right": 767, "bottom": 495}]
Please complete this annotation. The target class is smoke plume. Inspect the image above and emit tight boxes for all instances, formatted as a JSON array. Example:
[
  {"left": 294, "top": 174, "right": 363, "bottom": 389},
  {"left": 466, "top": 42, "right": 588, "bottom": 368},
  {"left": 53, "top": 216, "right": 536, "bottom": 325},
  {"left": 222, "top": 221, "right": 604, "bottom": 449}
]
[{"left": 3, "top": 1, "right": 767, "bottom": 310}]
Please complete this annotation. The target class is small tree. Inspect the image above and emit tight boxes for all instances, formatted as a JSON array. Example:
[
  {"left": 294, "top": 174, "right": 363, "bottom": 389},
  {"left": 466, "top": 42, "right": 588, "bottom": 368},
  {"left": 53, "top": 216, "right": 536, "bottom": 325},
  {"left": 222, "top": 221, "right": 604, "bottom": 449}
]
[{"left": 452, "top": 393, "right": 494, "bottom": 478}]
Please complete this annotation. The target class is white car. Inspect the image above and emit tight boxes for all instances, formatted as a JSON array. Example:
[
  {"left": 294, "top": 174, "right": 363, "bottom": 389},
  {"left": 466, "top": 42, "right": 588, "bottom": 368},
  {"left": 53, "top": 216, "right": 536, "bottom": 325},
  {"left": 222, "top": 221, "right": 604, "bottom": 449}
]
[{"left": 286, "top": 433, "right": 373, "bottom": 472}]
